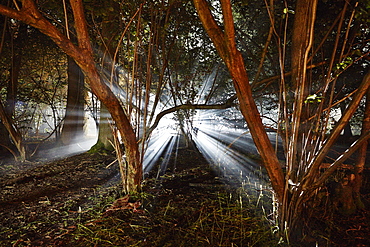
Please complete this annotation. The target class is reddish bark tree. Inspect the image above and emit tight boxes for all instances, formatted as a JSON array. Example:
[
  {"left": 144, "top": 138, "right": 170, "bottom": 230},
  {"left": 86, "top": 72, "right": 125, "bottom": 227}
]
[
  {"left": 0, "top": 0, "right": 142, "bottom": 192},
  {"left": 193, "top": 0, "right": 370, "bottom": 240}
]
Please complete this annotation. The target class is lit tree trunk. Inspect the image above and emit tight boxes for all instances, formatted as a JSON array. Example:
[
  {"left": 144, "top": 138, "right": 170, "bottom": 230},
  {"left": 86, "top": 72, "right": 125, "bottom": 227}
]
[
  {"left": 193, "top": 0, "right": 285, "bottom": 202},
  {"left": 93, "top": 103, "right": 114, "bottom": 151},
  {"left": 283, "top": 0, "right": 318, "bottom": 236},
  {"left": 61, "top": 56, "right": 85, "bottom": 145},
  {"left": 0, "top": 0, "right": 142, "bottom": 192}
]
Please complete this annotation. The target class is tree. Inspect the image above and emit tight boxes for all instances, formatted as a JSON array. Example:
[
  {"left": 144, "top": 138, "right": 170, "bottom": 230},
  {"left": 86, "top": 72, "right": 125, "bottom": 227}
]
[
  {"left": 193, "top": 0, "right": 370, "bottom": 241},
  {"left": 1, "top": 0, "right": 368, "bottom": 241},
  {"left": 0, "top": 0, "right": 142, "bottom": 192}
]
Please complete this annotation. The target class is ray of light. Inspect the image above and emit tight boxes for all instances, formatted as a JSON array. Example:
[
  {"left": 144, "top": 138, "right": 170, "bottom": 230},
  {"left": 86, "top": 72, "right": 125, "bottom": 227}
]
[
  {"left": 142, "top": 113, "right": 179, "bottom": 176},
  {"left": 192, "top": 110, "right": 276, "bottom": 197}
]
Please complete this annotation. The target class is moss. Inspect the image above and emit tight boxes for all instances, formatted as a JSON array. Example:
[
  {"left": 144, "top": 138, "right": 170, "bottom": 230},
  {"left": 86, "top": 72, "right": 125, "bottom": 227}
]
[{"left": 88, "top": 141, "right": 114, "bottom": 154}]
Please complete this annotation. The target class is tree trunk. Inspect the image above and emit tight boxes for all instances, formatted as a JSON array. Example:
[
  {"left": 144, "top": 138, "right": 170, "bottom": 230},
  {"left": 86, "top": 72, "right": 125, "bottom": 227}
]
[
  {"left": 353, "top": 86, "right": 370, "bottom": 210},
  {"left": 6, "top": 52, "right": 21, "bottom": 117},
  {"left": 92, "top": 103, "right": 114, "bottom": 151},
  {"left": 6, "top": 23, "right": 26, "bottom": 116},
  {"left": 61, "top": 56, "right": 85, "bottom": 145},
  {"left": 283, "top": 0, "right": 318, "bottom": 238},
  {"left": 68, "top": 0, "right": 142, "bottom": 192}
]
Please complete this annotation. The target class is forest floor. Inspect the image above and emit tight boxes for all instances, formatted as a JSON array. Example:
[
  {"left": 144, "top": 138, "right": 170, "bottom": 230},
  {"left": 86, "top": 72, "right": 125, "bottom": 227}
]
[{"left": 0, "top": 137, "right": 369, "bottom": 246}]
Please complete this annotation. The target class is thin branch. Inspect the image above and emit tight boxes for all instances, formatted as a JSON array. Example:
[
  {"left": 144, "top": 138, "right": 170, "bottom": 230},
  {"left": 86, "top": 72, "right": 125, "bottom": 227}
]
[
  {"left": 12, "top": 0, "right": 19, "bottom": 11},
  {"left": 62, "top": 0, "right": 70, "bottom": 39},
  {"left": 309, "top": 130, "right": 370, "bottom": 190},
  {"left": 251, "top": 61, "right": 326, "bottom": 89},
  {"left": 143, "top": 99, "right": 237, "bottom": 141},
  {"left": 301, "top": 71, "right": 370, "bottom": 189}
]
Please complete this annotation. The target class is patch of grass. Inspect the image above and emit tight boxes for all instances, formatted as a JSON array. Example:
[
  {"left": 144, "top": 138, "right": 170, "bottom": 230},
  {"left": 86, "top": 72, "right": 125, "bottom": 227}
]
[{"left": 66, "top": 182, "right": 280, "bottom": 247}]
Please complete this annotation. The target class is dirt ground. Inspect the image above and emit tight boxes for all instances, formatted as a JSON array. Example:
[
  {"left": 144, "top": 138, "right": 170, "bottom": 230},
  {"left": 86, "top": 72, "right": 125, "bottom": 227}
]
[
  {"left": 0, "top": 139, "right": 369, "bottom": 246},
  {"left": 0, "top": 151, "right": 120, "bottom": 246}
]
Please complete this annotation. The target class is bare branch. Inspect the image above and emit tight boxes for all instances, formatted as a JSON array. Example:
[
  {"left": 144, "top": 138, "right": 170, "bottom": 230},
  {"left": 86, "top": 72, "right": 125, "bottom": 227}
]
[
  {"left": 144, "top": 99, "right": 237, "bottom": 141},
  {"left": 302, "top": 71, "right": 370, "bottom": 189},
  {"left": 309, "top": 130, "right": 370, "bottom": 190}
]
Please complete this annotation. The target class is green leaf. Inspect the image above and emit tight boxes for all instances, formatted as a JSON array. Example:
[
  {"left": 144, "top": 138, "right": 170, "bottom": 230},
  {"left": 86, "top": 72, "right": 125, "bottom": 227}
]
[
  {"left": 305, "top": 94, "right": 324, "bottom": 104},
  {"left": 283, "top": 8, "right": 295, "bottom": 14}
]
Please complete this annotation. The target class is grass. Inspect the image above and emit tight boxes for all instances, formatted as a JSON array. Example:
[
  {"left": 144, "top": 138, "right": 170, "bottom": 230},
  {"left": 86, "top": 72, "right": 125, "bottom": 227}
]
[{"left": 64, "top": 173, "right": 282, "bottom": 247}]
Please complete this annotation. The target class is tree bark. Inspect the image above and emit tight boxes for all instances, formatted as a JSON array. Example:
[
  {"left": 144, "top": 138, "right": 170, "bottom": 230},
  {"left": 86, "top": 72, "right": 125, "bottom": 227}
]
[
  {"left": 94, "top": 103, "right": 114, "bottom": 151},
  {"left": 353, "top": 86, "right": 370, "bottom": 210},
  {"left": 193, "top": 0, "right": 285, "bottom": 202},
  {"left": 61, "top": 56, "right": 85, "bottom": 145}
]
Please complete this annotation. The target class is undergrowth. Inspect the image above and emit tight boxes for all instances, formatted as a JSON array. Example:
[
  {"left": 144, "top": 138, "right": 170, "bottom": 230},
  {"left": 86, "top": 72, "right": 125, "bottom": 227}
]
[{"left": 65, "top": 173, "right": 282, "bottom": 247}]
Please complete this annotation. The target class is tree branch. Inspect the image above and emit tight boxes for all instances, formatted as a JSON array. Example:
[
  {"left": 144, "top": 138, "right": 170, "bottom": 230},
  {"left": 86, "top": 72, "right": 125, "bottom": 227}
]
[
  {"left": 309, "top": 130, "right": 370, "bottom": 191},
  {"left": 193, "top": 0, "right": 228, "bottom": 61},
  {"left": 144, "top": 99, "right": 237, "bottom": 141},
  {"left": 0, "top": 1, "right": 82, "bottom": 59},
  {"left": 69, "top": 0, "right": 93, "bottom": 51}
]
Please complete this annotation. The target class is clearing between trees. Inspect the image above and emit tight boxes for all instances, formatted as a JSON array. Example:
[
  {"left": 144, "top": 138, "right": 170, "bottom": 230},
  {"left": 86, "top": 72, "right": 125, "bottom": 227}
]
[{"left": 0, "top": 136, "right": 369, "bottom": 246}]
